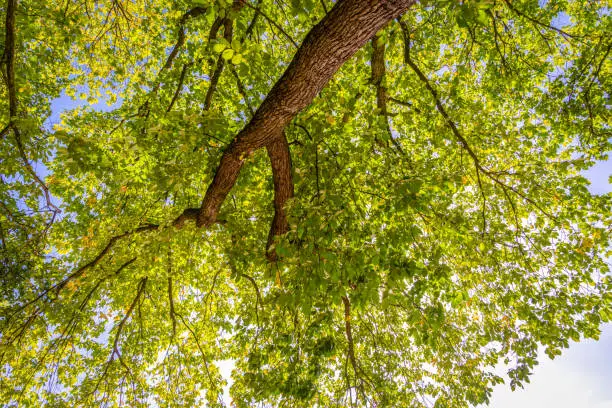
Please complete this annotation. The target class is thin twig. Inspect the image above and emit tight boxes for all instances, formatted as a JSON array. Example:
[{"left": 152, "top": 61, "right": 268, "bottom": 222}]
[
  {"left": 242, "top": 2, "right": 298, "bottom": 48},
  {"left": 503, "top": 0, "right": 578, "bottom": 40}
]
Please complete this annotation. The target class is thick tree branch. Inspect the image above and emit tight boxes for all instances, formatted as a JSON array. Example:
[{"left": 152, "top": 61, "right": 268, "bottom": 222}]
[
  {"left": 265, "top": 132, "right": 294, "bottom": 261},
  {"left": 231, "top": 67, "right": 291, "bottom": 260},
  {"left": 197, "top": 0, "right": 416, "bottom": 228}
]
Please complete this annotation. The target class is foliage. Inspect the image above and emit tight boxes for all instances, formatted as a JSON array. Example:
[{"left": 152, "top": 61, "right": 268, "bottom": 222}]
[{"left": 1, "top": 0, "right": 610, "bottom": 406}]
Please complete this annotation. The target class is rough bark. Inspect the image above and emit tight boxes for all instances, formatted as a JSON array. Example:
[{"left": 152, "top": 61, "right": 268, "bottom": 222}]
[
  {"left": 371, "top": 35, "right": 387, "bottom": 113},
  {"left": 2, "top": 0, "right": 17, "bottom": 119},
  {"left": 197, "top": 0, "right": 416, "bottom": 228},
  {"left": 371, "top": 33, "right": 404, "bottom": 153},
  {"left": 265, "top": 132, "right": 294, "bottom": 261}
]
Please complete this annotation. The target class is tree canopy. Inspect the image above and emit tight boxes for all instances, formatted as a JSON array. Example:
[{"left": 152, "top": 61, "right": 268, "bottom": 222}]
[{"left": 1, "top": 0, "right": 610, "bottom": 406}]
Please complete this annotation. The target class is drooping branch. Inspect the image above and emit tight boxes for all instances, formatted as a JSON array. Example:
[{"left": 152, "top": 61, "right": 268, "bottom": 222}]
[
  {"left": 398, "top": 19, "right": 556, "bottom": 222},
  {"left": 174, "top": 312, "right": 218, "bottom": 390},
  {"left": 265, "top": 132, "right": 294, "bottom": 260},
  {"left": 7, "top": 225, "right": 155, "bottom": 318},
  {"left": 341, "top": 295, "right": 359, "bottom": 379},
  {"left": 12, "top": 127, "right": 61, "bottom": 216},
  {"left": 2, "top": 0, "right": 59, "bottom": 216},
  {"left": 94, "top": 277, "right": 147, "bottom": 395},
  {"left": 197, "top": 0, "right": 416, "bottom": 228},
  {"left": 112, "top": 277, "right": 147, "bottom": 354},
  {"left": 167, "top": 277, "right": 177, "bottom": 338},
  {"left": 240, "top": 273, "right": 263, "bottom": 316},
  {"left": 5, "top": 205, "right": 220, "bottom": 323}
]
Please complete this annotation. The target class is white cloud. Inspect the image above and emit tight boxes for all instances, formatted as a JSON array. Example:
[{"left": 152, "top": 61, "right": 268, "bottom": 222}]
[{"left": 489, "top": 324, "right": 612, "bottom": 408}]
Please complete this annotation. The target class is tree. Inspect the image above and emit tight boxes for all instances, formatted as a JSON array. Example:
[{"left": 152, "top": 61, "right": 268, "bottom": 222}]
[{"left": 0, "top": 0, "right": 610, "bottom": 406}]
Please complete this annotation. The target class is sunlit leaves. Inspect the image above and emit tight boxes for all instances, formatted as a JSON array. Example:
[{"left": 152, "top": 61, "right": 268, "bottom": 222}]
[{"left": 1, "top": 0, "right": 610, "bottom": 407}]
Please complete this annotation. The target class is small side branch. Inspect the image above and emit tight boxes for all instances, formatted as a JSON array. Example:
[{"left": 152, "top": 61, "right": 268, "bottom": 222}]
[
  {"left": 370, "top": 34, "right": 404, "bottom": 154},
  {"left": 2, "top": 0, "right": 17, "bottom": 118},
  {"left": 242, "top": 0, "right": 262, "bottom": 41},
  {"left": 204, "top": 1, "right": 245, "bottom": 111},
  {"left": 152, "top": 6, "right": 206, "bottom": 94},
  {"left": 166, "top": 63, "right": 189, "bottom": 112},
  {"left": 165, "top": 7, "right": 207, "bottom": 70},
  {"left": 136, "top": 6, "right": 205, "bottom": 116},
  {"left": 231, "top": 65, "right": 255, "bottom": 116},
  {"left": 388, "top": 96, "right": 420, "bottom": 113}
]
